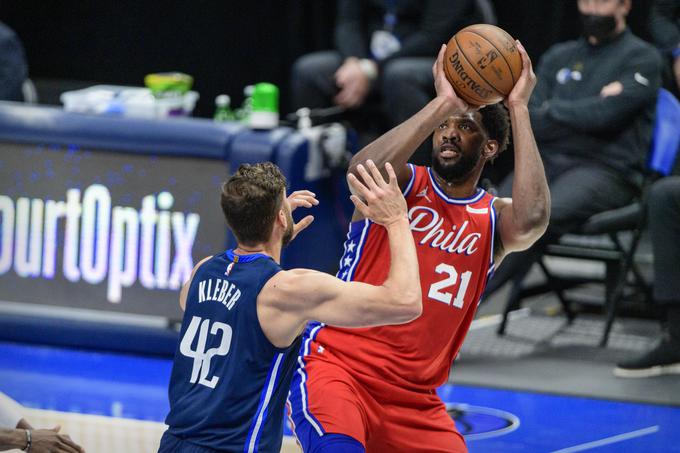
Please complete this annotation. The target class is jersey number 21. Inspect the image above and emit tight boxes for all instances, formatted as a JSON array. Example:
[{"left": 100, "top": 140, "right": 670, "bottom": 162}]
[{"left": 428, "top": 263, "right": 472, "bottom": 308}]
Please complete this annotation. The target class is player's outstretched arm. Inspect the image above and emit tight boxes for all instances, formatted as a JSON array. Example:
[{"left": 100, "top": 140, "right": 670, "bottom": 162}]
[
  {"left": 348, "top": 44, "right": 470, "bottom": 189},
  {"left": 259, "top": 161, "right": 422, "bottom": 347},
  {"left": 495, "top": 41, "right": 550, "bottom": 262}
]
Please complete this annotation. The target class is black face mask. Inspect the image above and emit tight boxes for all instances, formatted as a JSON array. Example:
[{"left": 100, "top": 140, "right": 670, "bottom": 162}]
[{"left": 581, "top": 14, "right": 617, "bottom": 42}]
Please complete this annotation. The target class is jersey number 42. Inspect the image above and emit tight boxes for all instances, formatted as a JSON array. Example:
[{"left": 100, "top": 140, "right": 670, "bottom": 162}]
[{"left": 180, "top": 316, "right": 232, "bottom": 388}]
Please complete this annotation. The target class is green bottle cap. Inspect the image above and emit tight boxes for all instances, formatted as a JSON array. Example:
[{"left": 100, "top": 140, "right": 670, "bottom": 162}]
[
  {"left": 251, "top": 83, "right": 279, "bottom": 113},
  {"left": 249, "top": 82, "right": 279, "bottom": 129}
]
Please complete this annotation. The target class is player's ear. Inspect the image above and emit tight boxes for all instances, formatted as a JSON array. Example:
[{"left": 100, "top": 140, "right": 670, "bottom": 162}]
[
  {"left": 483, "top": 139, "right": 499, "bottom": 161},
  {"left": 277, "top": 208, "right": 287, "bottom": 228}
]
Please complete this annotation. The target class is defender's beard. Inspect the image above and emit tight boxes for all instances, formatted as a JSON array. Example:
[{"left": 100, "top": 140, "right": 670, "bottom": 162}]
[{"left": 282, "top": 208, "right": 294, "bottom": 247}]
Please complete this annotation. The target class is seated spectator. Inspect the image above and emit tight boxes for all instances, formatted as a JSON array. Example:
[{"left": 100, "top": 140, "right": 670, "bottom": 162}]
[
  {"left": 649, "top": 0, "right": 680, "bottom": 97},
  {"left": 485, "top": 0, "right": 662, "bottom": 296},
  {"left": 290, "top": 0, "right": 482, "bottom": 164},
  {"left": 615, "top": 177, "right": 680, "bottom": 377},
  {"left": 0, "top": 21, "right": 28, "bottom": 102}
]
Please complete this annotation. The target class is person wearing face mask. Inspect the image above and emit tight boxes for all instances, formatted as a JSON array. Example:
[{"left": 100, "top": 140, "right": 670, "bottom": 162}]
[{"left": 484, "top": 0, "right": 662, "bottom": 298}]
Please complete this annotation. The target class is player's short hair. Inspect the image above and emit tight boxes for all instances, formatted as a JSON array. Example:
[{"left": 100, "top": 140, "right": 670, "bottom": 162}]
[
  {"left": 479, "top": 103, "right": 510, "bottom": 156},
  {"left": 220, "top": 162, "right": 287, "bottom": 246}
]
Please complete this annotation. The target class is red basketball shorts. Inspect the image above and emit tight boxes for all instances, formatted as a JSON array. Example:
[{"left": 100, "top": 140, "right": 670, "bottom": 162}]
[{"left": 288, "top": 354, "right": 467, "bottom": 452}]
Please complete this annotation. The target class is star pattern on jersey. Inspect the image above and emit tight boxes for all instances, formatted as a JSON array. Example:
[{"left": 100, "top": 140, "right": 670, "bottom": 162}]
[{"left": 338, "top": 240, "right": 357, "bottom": 281}]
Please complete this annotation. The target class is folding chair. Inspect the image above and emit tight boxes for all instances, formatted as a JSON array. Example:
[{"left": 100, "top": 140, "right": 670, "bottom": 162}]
[{"left": 497, "top": 88, "right": 680, "bottom": 346}]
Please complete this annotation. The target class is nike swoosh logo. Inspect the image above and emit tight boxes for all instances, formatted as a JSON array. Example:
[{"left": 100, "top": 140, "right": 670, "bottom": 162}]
[{"left": 634, "top": 72, "right": 649, "bottom": 86}]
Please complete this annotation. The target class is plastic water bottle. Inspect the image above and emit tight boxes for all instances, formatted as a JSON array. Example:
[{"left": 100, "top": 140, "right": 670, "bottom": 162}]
[
  {"left": 235, "top": 85, "right": 255, "bottom": 123},
  {"left": 296, "top": 107, "right": 312, "bottom": 130},
  {"left": 213, "top": 94, "right": 235, "bottom": 121}
]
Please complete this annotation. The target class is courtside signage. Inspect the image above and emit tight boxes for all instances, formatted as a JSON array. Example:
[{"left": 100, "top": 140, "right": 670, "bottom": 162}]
[
  {"left": 0, "top": 143, "right": 228, "bottom": 317},
  {"left": 0, "top": 185, "right": 198, "bottom": 303}
]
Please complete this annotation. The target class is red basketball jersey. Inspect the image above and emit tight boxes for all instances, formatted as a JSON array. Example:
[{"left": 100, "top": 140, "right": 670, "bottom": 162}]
[{"left": 314, "top": 164, "right": 497, "bottom": 391}]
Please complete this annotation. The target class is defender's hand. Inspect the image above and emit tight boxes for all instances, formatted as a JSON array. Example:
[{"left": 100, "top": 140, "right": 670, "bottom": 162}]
[
  {"left": 347, "top": 160, "right": 407, "bottom": 226},
  {"left": 432, "top": 44, "right": 470, "bottom": 114},
  {"left": 288, "top": 190, "right": 318, "bottom": 211},
  {"left": 506, "top": 41, "right": 536, "bottom": 108},
  {"left": 287, "top": 190, "right": 318, "bottom": 241}
]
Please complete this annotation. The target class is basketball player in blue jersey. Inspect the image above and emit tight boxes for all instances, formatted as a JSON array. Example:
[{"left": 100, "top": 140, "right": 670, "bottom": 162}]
[{"left": 158, "top": 160, "right": 422, "bottom": 453}]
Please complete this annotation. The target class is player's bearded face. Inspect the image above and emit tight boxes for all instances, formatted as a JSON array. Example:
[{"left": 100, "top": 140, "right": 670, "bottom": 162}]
[{"left": 431, "top": 141, "right": 483, "bottom": 182}]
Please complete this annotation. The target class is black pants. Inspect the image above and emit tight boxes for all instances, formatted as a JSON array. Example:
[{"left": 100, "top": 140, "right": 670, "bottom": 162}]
[
  {"left": 648, "top": 177, "right": 680, "bottom": 305},
  {"left": 485, "top": 154, "right": 639, "bottom": 294}
]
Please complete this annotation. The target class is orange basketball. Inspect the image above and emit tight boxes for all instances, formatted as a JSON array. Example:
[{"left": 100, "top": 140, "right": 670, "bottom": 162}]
[{"left": 443, "top": 24, "right": 522, "bottom": 106}]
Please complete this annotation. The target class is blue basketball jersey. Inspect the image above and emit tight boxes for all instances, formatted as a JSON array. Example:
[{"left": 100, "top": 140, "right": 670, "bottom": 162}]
[{"left": 163, "top": 250, "right": 300, "bottom": 453}]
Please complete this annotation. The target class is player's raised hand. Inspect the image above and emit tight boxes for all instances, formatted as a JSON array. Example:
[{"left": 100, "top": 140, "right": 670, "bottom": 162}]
[
  {"left": 433, "top": 44, "right": 469, "bottom": 114},
  {"left": 287, "top": 190, "right": 317, "bottom": 241},
  {"left": 287, "top": 190, "right": 318, "bottom": 211},
  {"left": 506, "top": 41, "right": 536, "bottom": 108},
  {"left": 348, "top": 160, "right": 407, "bottom": 226}
]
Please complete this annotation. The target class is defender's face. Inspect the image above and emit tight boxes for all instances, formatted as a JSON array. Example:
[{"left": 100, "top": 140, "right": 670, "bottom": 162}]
[{"left": 431, "top": 112, "right": 487, "bottom": 182}]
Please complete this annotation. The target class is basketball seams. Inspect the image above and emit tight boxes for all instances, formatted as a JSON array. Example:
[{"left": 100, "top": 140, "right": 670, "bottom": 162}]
[
  {"left": 443, "top": 42, "right": 485, "bottom": 105},
  {"left": 465, "top": 29, "right": 519, "bottom": 86},
  {"left": 453, "top": 35, "right": 506, "bottom": 100}
]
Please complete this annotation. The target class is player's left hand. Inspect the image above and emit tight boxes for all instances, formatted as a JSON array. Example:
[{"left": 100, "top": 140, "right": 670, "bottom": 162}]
[
  {"left": 288, "top": 190, "right": 318, "bottom": 211},
  {"left": 506, "top": 41, "right": 536, "bottom": 108},
  {"left": 288, "top": 190, "right": 318, "bottom": 241}
]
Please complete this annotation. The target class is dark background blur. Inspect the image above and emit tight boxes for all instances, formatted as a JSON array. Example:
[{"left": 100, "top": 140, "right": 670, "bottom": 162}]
[{"left": 0, "top": 0, "right": 653, "bottom": 117}]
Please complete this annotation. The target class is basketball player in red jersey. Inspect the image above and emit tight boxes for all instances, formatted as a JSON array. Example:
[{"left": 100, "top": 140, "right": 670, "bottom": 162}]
[{"left": 288, "top": 41, "right": 549, "bottom": 452}]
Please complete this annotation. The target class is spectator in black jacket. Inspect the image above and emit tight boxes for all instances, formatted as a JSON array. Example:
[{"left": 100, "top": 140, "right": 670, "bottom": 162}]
[
  {"left": 485, "top": 0, "right": 662, "bottom": 296},
  {"left": 649, "top": 0, "right": 680, "bottom": 96},
  {"left": 0, "top": 22, "right": 28, "bottom": 102},
  {"left": 290, "top": 0, "right": 481, "bottom": 163}
]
